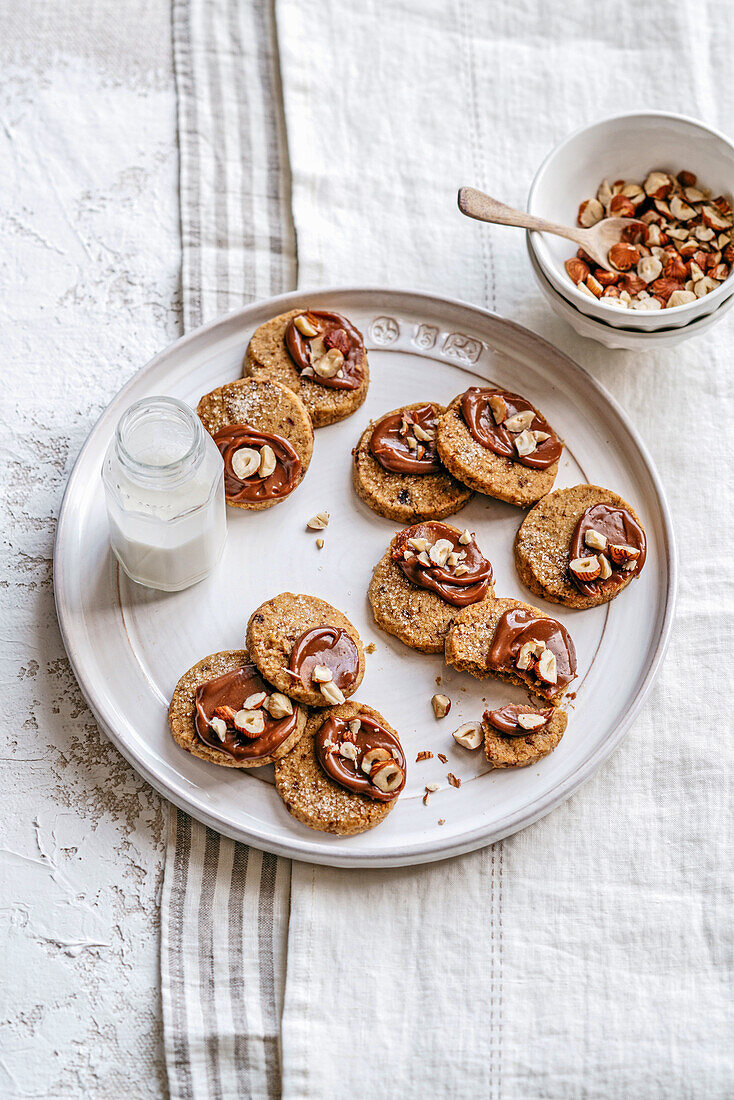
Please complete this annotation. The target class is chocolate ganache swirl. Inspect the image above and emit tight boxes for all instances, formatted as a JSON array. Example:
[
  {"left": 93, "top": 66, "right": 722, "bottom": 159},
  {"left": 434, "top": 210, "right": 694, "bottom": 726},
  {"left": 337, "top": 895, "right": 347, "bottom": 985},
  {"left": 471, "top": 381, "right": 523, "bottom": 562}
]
[
  {"left": 392, "top": 521, "right": 493, "bottom": 608},
  {"left": 289, "top": 627, "right": 360, "bottom": 693},
  {"left": 213, "top": 424, "right": 301, "bottom": 503},
  {"left": 315, "top": 713, "right": 406, "bottom": 802},
  {"left": 460, "top": 387, "right": 561, "bottom": 470},
  {"left": 569, "top": 502, "right": 647, "bottom": 597},
  {"left": 487, "top": 607, "right": 577, "bottom": 699},
  {"left": 369, "top": 404, "right": 442, "bottom": 474},
  {"left": 284, "top": 310, "right": 364, "bottom": 390},
  {"left": 484, "top": 704, "right": 555, "bottom": 736},
  {"left": 194, "top": 662, "right": 297, "bottom": 761}
]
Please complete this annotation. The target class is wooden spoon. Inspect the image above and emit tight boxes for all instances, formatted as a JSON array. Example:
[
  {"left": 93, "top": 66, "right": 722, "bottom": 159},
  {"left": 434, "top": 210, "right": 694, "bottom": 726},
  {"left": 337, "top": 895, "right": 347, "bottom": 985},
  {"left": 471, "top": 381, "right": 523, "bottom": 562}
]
[{"left": 458, "top": 185, "right": 643, "bottom": 272}]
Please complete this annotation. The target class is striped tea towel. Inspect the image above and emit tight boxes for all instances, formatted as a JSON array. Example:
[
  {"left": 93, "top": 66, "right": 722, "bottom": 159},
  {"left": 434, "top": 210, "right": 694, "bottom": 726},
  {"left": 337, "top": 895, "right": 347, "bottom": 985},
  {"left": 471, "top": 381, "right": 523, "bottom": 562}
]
[{"left": 162, "top": 2, "right": 295, "bottom": 1097}]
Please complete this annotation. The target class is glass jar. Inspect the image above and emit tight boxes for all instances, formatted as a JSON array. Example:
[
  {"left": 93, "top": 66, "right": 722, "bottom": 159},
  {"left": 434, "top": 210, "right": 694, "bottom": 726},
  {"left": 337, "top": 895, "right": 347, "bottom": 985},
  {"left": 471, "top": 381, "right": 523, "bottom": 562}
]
[{"left": 102, "top": 396, "right": 227, "bottom": 591}]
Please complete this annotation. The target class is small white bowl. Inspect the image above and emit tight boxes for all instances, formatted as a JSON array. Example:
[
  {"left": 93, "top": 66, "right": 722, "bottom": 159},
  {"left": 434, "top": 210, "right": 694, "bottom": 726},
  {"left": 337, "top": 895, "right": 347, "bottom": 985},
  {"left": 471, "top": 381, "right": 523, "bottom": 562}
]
[
  {"left": 528, "top": 241, "right": 734, "bottom": 349},
  {"left": 527, "top": 112, "right": 734, "bottom": 330}
]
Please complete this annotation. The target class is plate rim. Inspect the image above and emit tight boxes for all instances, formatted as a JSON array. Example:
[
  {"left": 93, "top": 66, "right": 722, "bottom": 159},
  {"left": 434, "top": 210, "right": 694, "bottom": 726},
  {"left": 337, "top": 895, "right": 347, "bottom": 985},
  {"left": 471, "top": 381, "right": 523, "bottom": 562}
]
[{"left": 54, "top": 286, "right": 678, "bottom": 867}]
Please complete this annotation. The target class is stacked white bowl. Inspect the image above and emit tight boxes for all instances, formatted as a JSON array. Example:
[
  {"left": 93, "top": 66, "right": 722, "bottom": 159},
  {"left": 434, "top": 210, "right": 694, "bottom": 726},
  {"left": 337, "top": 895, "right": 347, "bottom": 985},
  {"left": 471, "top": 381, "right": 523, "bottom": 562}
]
[{"left": 526, "top": 112, "right": 734, "bottom": 348}]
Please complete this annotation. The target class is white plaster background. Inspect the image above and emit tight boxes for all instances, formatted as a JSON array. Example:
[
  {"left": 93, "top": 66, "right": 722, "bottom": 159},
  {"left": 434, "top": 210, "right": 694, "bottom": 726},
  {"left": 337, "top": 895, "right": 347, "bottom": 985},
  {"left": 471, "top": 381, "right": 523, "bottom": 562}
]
[{"left": 0, "top": 3, "right": 178, "bottom": 1094}]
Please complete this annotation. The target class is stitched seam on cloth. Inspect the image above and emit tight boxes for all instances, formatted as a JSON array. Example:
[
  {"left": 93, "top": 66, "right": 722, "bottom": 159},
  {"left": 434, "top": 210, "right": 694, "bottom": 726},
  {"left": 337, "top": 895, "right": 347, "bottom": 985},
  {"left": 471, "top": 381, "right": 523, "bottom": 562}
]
[
  {"left": 259, "top": 853, "right": 282, "bottom": 1098},
  {"left": 172, "top": 0, "right": 202, "bottom": 329},
  {"left": 459, "top": 0, "right": 495, "bottom": 311},
  {"left": 229, "top": 841, "right": 253, "bottom": 1093},
  {"left": 169, "top": 809, "right": 194, "bottom": 1100},
  {"left": 299, "top": 865, "right": 317, "bottom": 1095},
  {"left": 200, "top": 829, "right": 223, "bottom": 1100}
]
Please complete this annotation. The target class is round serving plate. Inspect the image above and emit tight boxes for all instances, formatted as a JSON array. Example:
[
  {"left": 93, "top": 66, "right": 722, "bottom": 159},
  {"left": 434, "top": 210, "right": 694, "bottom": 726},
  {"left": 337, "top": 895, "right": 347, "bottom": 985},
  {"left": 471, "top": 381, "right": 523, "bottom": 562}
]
[{"left": 54, "top": 288, "right": 676, "bottom": 868}]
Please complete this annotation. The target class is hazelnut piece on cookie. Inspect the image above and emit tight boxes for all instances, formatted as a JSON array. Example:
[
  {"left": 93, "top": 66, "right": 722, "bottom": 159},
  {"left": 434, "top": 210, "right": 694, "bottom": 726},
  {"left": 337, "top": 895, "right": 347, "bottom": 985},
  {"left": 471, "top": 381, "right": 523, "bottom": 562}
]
[
  {"left": 197, "top": 376, "right": 313, "bottom": 510},
  {"left": 483, "top": 703, "right": 568, "bottom": 768},
  {"left": 353, "top": 401, "right": 473, "bottom": 523}
]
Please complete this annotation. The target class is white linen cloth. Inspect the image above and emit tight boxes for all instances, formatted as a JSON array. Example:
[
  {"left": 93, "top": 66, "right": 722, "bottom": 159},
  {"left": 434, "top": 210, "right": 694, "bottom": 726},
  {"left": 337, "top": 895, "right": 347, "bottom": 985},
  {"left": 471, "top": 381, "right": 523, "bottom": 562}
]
[{"left": 275, "top": 1, "right": 734, "bottom": 1096}]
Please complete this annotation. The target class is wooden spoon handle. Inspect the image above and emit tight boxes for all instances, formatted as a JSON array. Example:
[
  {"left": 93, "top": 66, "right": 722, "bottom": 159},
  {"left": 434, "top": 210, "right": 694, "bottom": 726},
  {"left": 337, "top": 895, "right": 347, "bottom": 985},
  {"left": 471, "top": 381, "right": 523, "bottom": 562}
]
[{"left": 457, "top": 186, "right": 583, "bottom": 246}]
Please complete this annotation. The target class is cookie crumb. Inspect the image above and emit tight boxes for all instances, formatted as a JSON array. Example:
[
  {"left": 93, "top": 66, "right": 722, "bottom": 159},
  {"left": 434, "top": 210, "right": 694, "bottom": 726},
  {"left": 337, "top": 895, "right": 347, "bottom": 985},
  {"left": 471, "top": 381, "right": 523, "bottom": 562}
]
[
  {"left": 365, "top": 643, "right": 376, "bottom": 654},
  {"left": 438, "top": 818, "right": 445, "bottom": 826}
]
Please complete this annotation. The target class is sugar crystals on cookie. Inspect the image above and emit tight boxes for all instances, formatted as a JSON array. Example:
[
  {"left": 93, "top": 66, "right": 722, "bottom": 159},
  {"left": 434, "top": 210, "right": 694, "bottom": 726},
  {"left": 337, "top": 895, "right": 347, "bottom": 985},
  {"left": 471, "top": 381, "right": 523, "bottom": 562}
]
[
  {"left": 246, "top": 592, "right": 365, "bottom": 708},
  {"left": 168, "top": 649, "right": 307, "bottom": 769},
  {"left": 274, "top": 701, "right": 406, "bottom": 835}
]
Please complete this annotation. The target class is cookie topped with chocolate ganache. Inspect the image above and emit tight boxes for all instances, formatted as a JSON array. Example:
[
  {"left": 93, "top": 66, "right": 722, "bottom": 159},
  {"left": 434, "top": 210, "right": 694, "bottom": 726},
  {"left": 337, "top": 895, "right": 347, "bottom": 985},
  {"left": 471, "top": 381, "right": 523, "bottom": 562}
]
[
  {"left": 246, "top": 592, "right": 365, "bottom": 709},
  {"left": 353, "top": 401, "right": 473, "bottom": 523},
  {"left": 445, "top": 596, "right": 577, "bottom": 706},
  {"left": 514, "top": 484, "right": 647, "bottom": 609},
  {"left": 197, "top": 376, "right": 313, "bottom": 510},
  {"left": 483, "top": 703, "right": 568, "bottom": 769},
  {"left": 274, "top": 701, "right": 405, "bottom": 836},
  {"left": 368, "top": 521, "right": 495, "bottom": 654},
  {"left": 168, "top": 649, "right": 307, "bottom": 769},
  {"left": 436, "top": 385, "right": 562, "bottom": 506},
  {"left": 243, "top": 308, "right": 370, "bottom": 428}
]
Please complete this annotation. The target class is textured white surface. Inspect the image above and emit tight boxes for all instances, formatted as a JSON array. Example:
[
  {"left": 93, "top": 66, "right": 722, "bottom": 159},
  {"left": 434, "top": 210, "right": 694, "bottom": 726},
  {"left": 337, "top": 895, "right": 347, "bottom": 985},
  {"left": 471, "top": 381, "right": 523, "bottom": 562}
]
[{"left": 0, "top": 3, "right": 178, "bottom": 1094}]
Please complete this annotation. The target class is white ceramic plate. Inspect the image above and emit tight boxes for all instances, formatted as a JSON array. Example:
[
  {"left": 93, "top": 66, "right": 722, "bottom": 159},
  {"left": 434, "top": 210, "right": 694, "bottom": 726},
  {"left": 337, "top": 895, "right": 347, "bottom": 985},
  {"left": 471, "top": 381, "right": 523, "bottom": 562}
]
[{"left": 54, "top": 289, "right": 676, "bottom": 868}]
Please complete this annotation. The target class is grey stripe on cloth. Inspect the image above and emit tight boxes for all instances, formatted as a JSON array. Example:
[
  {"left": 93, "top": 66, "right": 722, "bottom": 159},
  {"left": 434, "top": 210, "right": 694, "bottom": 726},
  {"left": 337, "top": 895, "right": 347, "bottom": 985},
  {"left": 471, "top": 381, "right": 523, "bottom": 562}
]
[
  {"left": 163, "top": 1, "right": 297, "bottom": 1097},
  {"left": 173, "top": 0, "right": 296, "bottom": 330}
]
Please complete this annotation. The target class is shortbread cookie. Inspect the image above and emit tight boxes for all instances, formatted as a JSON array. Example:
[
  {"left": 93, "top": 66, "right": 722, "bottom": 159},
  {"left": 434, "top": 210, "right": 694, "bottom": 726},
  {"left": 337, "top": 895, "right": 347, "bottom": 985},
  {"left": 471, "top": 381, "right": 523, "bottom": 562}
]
[
  {"left": 243, "top": 308, "right": 370, "bottom": 427},
  {"left": 514, "top": 484, "right": 647, "bottom": 609},
  {"left": 274, "top": 701, "right": 405, "bottom": 835},
  {"left": 246, "top": 592, "right": 365, "bottom": 708},
  {"left": 353, "top": 401, "right": 473, "bottom": 523},
  {"left": 197, "top": 376, "right": 313, "bottom": 510},
  {"left": 483, "top": 703, "right": 568, "bottom": 768},
  {"left": 168, "top": 649, "right": 307, "bottom": 768},
  {"left": 445, "top": 596, "right": 577, "bottom": 705},
  {"left": 368, "top": 521, "right": 495, "bottom": 653},
  {"left": 436, "top": 386, "right": 562, "bottom": 506}
]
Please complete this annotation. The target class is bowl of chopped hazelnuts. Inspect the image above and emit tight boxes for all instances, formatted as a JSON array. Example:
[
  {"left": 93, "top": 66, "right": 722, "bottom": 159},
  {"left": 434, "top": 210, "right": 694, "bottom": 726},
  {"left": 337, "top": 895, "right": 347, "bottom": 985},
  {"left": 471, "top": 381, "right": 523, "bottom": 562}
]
[{"left": 527, "top": 111, "right": 734, "bottom": 332}]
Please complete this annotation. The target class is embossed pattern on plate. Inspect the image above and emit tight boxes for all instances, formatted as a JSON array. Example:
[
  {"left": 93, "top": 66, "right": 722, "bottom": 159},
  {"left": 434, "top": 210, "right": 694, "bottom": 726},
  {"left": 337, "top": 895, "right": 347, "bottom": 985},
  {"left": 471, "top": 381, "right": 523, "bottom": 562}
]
[{"left": 54, "top": 289, "right": 676, "bottom": 868}]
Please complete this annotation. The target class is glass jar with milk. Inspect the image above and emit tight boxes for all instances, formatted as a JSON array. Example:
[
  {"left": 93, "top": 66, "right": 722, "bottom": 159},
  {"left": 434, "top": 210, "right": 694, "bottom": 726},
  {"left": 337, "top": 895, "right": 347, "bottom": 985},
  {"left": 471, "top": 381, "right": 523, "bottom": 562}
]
[{"left": 102, "top": 396, "right": 227, "bottom": 591}]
